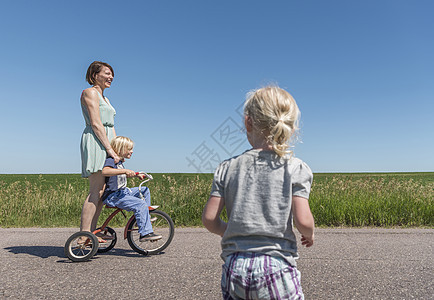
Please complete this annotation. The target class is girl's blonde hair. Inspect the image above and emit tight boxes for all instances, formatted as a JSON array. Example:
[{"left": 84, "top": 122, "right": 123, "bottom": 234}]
[
  {"left": 244, "top": 86, "right": 300, "bottom": 157},
  {"left": 110, "top": 136, "right": 134, "bottom": 157}
]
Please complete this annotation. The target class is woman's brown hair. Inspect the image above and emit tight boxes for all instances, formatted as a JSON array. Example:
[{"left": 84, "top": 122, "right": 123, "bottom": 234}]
[{"left": 85, "top": 61, "right": 114, "bottom": 85}]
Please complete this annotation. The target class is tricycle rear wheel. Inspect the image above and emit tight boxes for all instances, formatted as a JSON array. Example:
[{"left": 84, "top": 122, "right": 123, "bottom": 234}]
[
  {"left": 96, "top": 227, "right": 117, "bottom": 253},
  {"left": 64, "top": 231, "right": 98, "bottom": 262}
]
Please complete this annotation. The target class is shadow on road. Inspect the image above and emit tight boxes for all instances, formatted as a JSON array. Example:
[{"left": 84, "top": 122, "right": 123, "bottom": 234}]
[
  {"left": 3, "top": 246, "right": 166, "bottom": 260},
  {"left": 97, "top": 248, "right": 153, "bottom": 258},
  {"left": 4, "top": 246, "right": 64, "bottom": 259}
]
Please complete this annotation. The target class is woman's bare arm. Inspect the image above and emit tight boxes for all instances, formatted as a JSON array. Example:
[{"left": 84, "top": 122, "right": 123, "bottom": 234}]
[{"left": 82, "top": 88, "right": 119, "bottom": 161}]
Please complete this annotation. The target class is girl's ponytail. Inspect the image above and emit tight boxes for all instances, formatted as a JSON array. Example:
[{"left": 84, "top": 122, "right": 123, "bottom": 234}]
[{"left": 244, "top": 86, "right": 300, "bottom": 157}]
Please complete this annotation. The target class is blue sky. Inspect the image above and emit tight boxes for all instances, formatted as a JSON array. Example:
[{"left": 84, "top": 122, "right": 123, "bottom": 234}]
[{"left": 1, "top": 0, "right": 433, "bottom": 174}]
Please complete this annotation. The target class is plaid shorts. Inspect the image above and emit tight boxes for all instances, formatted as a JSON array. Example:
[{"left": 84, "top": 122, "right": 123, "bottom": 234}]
[{"left": 221, "top": 252, "right": 304, "bottom": 300}]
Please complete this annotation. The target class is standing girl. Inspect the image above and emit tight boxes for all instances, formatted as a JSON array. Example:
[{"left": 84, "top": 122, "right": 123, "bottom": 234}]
[
  {"left": 202, "top": 86, "right": 315, "bottom": 299},
  {"left": 80, "top": 61, "right": 120, "bottom": 242}
]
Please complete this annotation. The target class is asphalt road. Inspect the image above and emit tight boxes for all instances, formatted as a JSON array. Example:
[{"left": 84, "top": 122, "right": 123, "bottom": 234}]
[{"left": 0, "top": 227, "right": 432, "bottom": 299}]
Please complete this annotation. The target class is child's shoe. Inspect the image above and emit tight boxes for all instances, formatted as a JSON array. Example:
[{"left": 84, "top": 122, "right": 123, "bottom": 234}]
[{"left": 139, "top": 233, "right": 162, "bottom": 242}]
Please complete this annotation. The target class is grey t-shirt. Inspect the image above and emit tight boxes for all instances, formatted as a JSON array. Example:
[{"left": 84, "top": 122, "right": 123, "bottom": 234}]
[{"left": 210, "top": 149, "right": 313, "bottom": 266}]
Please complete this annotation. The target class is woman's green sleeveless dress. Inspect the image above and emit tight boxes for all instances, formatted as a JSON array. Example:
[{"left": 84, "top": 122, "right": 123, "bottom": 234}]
[{"left": 80, "top": 91, "right": 116, "bottom": 178}]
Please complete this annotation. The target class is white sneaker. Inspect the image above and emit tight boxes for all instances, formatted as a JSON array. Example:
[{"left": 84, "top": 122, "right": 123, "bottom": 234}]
[{"left": 139, "top": 233, "right": 162, "bottom": 242}]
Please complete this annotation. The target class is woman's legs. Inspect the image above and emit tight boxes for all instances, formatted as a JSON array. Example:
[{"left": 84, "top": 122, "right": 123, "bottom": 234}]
[
  {"left": 91, "top": 195, "right": 105, "bottom": 231},
  {"left": 80, "top": 171, "right": 105, "bottom": 232}
]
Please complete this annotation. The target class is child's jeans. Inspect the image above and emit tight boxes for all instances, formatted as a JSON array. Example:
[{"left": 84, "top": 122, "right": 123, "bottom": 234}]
[
  {"left": 103, "top": 186, "right": 153, "bottom": 236},
  {"left": 221, "top": 252, "right": 304, "bottom": 300}
]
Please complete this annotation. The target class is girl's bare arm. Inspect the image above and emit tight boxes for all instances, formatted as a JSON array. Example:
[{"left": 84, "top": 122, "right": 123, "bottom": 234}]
[
  {"left": 292, "top": 196, "right": 315, "bottom": 247},
  {"left": 202, "top": 196, "right": 227, "bottom": 237},
  {"left": 102, "top": 166, "right": 136, "bottom": 178}
]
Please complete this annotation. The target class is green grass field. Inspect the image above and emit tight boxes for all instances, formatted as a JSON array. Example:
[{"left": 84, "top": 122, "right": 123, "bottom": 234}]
[{"left": 0, "top": 172, "right": 432, "bottom": 228}]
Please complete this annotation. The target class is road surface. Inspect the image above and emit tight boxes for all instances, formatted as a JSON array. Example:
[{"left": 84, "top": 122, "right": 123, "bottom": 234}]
[{"left": 0, "top": 227, "right": 432, "bottom": 299}]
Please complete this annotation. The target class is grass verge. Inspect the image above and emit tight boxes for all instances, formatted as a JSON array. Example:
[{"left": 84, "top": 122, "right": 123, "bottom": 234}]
[{"left": 0, "top": 173, "right": 432, "bottom": 228}]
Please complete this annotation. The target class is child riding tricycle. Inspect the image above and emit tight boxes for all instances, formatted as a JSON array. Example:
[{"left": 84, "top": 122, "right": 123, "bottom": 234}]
[{"left": 64, "top": 136, "right": 174, "bottom": 262}]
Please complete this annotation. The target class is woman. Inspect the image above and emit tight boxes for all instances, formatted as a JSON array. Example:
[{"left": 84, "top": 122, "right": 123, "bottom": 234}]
[{"left": 80, "top": 61, "right": 120, "bottom": 242}]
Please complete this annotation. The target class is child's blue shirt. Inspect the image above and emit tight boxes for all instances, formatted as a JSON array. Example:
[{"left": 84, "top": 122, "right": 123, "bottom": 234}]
[{"left": 102, "top": 157, "right": 127, "bottom": 201}]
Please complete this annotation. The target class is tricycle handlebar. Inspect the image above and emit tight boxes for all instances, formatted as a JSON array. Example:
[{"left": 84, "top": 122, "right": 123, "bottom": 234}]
[{"left": 137, "top": 172, "right": 153, "bottom": 196}]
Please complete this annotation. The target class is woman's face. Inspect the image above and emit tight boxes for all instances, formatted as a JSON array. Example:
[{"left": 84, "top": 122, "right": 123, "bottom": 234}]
[{"left": 94, "top": 66, "right": 113, "bottom": 89}]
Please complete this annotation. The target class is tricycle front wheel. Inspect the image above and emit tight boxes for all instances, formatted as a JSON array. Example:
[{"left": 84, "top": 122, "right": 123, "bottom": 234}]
[{"left": 126, "top": 210, "right": 175, "bottom": 255}]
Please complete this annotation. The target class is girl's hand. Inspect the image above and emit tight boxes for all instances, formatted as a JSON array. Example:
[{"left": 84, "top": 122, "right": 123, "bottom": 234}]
[
  {"left": 136, "top": 173, "right": 146, "bottom": 180},
  {"left": 301, "top": 234, "right": 314, "bottom": 247},
  {"left": 124, "top": 169, "right": 136, "bottom": 178}
]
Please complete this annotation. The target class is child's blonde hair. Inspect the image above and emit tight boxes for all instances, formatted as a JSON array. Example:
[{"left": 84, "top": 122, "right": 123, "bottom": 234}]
[
  {"left": 244, "top": 86, "right": 300, "bottom": 157},
  {"left": 110, "top": 136, "right": 134, "bottom": 157}
]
